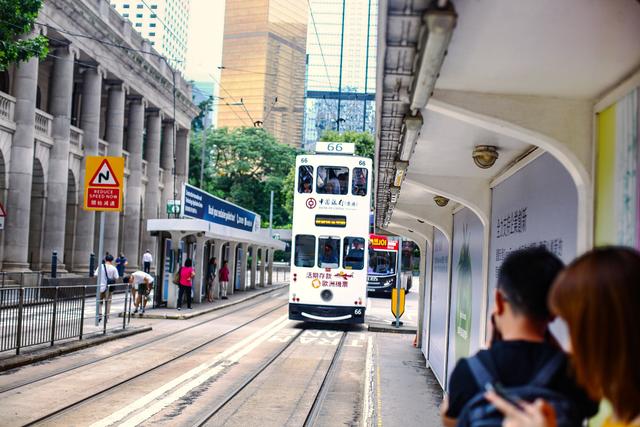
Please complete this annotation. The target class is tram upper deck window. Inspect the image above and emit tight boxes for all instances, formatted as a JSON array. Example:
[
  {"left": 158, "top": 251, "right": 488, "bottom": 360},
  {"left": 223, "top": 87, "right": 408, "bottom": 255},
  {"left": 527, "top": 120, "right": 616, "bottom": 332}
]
[
  {"left": 318, "top": 236, "right": 340, "bottom": 268},
  {"left": 294, "top": 235, "right": 315, "bottom": 267},
  {"left": 317, "top": 166, "right": 348, "bottom": 195},
  {"left": 352, "top": 168, "right": 368, "bottom": 196},
  {"left": 298, "top": 165, "right": 313, "bottom": 193},
  {"left": 343, "top": 237, "right": 365, "bottom": 270}
]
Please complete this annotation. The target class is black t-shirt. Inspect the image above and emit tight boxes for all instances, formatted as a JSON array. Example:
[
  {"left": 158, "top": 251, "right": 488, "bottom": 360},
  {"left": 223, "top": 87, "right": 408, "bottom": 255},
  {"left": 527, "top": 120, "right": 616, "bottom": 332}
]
[{"left": 446, "top": 340, "right": 599, "bottom": 420}]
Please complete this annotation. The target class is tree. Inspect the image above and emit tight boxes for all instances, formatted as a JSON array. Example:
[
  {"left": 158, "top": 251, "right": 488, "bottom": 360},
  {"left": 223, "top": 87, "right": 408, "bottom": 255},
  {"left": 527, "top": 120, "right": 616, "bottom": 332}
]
[
  {"left": 319, "top": 130, "right": 375, "bottom": 160},
  {"left": 0, "top": 0, "right": 48, "bottom": 71},
  {"left": 189, "top": 127, "right": 297, "bottom": 227}
]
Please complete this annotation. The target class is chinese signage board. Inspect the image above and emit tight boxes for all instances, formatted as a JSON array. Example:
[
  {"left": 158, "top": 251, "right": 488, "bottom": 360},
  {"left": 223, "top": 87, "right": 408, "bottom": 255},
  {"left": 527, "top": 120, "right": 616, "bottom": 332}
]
[
  {"left": 182, "top": 184, "right": 260, "bottom": 232},
  {"left": 83, "top": 156, "right": 124, "bottom": 211},
  {"left": 369, "top": 234, "right": 399, "bottom": 251}
]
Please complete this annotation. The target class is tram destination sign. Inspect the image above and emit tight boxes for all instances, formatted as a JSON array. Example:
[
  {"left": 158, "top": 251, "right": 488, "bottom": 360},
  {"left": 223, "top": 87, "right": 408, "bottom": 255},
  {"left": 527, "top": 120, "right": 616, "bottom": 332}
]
[
  {"left": 315, "top": 141, "right": 355, "bottom": 155},
  {"left": 315, "top": 214, "right": 347, "bottom": 227},
  {"left": 181, "top": 184, "right": 260, "bottom": 232}
]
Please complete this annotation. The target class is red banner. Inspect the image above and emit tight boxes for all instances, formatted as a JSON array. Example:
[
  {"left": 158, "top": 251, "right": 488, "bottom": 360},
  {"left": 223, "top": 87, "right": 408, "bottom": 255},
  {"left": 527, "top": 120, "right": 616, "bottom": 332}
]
[{"left": 369, "top": 234, "right": 398, "bottom": 251}]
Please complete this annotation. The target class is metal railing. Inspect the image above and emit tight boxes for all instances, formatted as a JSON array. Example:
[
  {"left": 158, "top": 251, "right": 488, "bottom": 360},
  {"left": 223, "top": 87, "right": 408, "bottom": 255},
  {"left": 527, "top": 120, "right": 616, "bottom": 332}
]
[
  {"left": 0, "top": 272, "right": 44, "bottom": 288},
  {"left": 0, "top": 284, "right": 132, "bottom": 355}
]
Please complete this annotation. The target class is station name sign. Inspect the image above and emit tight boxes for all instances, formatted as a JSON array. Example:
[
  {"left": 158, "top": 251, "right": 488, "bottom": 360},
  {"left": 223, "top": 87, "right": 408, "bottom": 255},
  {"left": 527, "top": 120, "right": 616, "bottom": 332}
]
[
  {"left": 182, "top": 184, "right": 260, "bottom": 232},
  {"left": 369, "top": 234, "right": 398, "bottom": 251}
]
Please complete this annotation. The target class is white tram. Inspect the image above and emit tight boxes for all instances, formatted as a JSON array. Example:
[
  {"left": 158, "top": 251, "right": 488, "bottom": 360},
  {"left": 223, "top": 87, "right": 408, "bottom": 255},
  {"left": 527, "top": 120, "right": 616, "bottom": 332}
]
[{"left": 288, "top": 142, "right": 372, "bottom": 323}]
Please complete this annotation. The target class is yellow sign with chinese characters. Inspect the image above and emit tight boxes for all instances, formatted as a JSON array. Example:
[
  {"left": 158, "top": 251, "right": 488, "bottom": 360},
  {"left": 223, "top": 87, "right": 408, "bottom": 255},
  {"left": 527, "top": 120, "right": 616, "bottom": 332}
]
[{"left": 83, "top": 156, "right": 124, "bottom": 211}]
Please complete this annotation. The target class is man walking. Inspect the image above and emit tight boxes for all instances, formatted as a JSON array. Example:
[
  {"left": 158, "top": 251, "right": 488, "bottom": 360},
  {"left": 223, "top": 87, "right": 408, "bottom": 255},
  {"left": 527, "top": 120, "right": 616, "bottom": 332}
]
[
  {"left": 142, "top": 249, "right": 153, "bottom": 274},
  {"left": 124, "top": 271, "right": 154, "bottom": 315},
  {"left": 94, "top": 254, "right": 119, "bottom": 321}
]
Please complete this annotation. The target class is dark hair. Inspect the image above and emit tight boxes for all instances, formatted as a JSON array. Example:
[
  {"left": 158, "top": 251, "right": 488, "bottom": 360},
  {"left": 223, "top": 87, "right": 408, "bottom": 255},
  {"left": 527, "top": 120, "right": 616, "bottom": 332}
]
[
  {"left": 497, "top": 246, "right": 563, "bottom": 321},
  {"left": 122, "top": 274, "right": 131, "bottom": 283},
  {"left": 105, "top": 254, "right": 114, "bottom": 262},
  {"left": 184, "top": 258, "right": 193, "bottom": 267},
  {"left": 550, "top": 247, "right": 640, "bottom": 421}
]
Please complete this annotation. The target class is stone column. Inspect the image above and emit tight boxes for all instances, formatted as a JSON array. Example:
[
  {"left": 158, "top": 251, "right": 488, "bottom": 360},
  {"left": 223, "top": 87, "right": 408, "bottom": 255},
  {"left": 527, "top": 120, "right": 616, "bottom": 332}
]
[
  {"left": 103, "top": 83, "right": 126, "bottom": 257},
  {"left": 268, "top": 248, "right": 274, "bottom": 285},
  {"left": 41, "top": 46, "right": 76, "bottom": 271},
  {"left": 250, "top": 245, "right": 258, "bottom": 289},
  {"left": 72, "top": 67, "right": 103, "bottom": 272},
  {"left": 160, "top": 122, "right": 174, "bottom": 217},
  {"left": 142, "top": 110, "right": 161, "bottom": 267},
  {"left": 260, "top": 247, "right": 266, "bottom": 287},
  {"left": 3, "top": 55, "right": 39, "bottom": 271},
  {"left": 239, "top": 242, "right": 248, "bottom": 291},
  {"left": 192, "top": 236, "right": 207, "bottom": 303},
  {"left": 122, "top": 97, "right": 145, "bottom": 270},
  {"left": 228, "top": 242, "right": 238, "bottom": 296},
  {"left": 175, "top": 128, "right": 189, "bottom": 198}
]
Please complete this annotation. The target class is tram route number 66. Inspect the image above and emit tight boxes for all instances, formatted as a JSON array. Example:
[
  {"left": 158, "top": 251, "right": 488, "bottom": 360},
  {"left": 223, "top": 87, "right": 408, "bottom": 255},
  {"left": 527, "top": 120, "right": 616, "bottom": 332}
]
[{"left": 354, "top": 308, "right": 362, "bottom": 315}]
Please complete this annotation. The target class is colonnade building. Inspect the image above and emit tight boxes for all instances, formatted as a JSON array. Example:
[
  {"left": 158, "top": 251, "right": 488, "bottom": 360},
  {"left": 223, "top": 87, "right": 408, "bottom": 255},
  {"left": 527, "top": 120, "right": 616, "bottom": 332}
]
[{"left": 0, "top": 0, "right": 198, "bottom": 273}]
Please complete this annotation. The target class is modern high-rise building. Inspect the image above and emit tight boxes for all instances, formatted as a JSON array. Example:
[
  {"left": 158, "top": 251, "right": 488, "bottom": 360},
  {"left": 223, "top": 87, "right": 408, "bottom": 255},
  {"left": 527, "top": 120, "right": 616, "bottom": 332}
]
[
  {"left": 217, "top": 0, "right": 308, "bottom": 147},
  {"left": 304, "top": 0, "right": 377, "bottom": 151},
  {"left": 110, "top": 0, "right": 190, "bottom": 71}
]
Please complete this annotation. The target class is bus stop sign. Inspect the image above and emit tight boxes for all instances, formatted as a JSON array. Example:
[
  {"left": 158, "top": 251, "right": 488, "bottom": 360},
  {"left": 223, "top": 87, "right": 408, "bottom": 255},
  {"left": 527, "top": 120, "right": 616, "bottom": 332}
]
[{"left": 391, "top": 287, "right": 405, "bottom": 318}]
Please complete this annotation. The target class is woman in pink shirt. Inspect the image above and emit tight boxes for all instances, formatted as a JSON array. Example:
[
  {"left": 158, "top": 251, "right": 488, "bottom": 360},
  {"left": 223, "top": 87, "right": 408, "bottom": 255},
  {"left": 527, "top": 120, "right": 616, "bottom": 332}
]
[
  {"left": 177, "top": 258, "right": 195, "bottom": 310},
  {"left": 219, "top": 261, "right": 230, "bottom": 300}
]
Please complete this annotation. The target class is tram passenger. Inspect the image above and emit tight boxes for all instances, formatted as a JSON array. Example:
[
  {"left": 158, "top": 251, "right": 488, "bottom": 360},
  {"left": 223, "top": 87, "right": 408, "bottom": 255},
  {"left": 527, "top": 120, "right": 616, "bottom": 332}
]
[
  {"left": 344, "top": 239, "right": 365, "bottom": 269},
  {"left": 441, "top": 247, "right": 598, "bottom": 427},
  {"left": 320, "top": 243, "right": 339, "bottom": 268},
  {"left": 486, "top": 247, "right": 640, "bottom": 427},
  {"left": 353, "top": 168, "right": 367, "bottom": 196}
]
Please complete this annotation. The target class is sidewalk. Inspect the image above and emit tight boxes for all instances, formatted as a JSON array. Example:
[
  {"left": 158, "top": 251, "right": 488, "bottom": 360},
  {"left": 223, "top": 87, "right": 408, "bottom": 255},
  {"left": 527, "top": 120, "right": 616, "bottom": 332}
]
[
  {"left": 372, "top": 333, "right": 443, "bottom": 427},
  {"left": 124, "top": 283, "right": 289, "bottom": 320}
]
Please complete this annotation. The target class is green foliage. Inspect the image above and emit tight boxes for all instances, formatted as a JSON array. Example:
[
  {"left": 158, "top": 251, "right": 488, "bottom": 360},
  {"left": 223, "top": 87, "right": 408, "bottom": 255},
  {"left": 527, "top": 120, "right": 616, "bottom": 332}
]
[
  {"left": 189, "top": 127, "right": 297, "bottom": 227},
  {"left": 0, "top": 0, "right": 48, "bottom": 71},
  {"left": 319, "top": 130, "right": 375, "bottom": 160}
]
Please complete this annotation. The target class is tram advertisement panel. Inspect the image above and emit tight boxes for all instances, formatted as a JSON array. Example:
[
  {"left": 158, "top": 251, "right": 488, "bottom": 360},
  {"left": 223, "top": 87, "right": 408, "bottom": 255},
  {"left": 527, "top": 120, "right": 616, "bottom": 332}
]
[{"left": 489, "top": 152, "right": 577, "bottom": 346}]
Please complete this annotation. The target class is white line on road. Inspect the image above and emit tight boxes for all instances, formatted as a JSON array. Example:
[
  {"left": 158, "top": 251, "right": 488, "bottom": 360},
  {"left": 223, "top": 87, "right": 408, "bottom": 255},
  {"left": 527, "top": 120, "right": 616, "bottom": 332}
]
[{"left": 91, "top": 315, "right": 290, "bottom": 427}]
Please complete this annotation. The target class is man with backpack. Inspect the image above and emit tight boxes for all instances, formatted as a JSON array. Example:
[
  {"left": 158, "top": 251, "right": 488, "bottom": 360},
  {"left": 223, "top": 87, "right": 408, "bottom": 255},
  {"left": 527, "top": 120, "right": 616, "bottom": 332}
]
[{"left": 441, "top": 247, "right": 598, "bottom": 427}]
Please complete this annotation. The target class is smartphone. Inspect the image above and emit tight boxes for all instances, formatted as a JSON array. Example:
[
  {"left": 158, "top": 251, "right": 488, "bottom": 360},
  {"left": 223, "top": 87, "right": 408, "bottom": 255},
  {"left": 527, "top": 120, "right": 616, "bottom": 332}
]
[{"left": 485, "top": 382, "right": 524, "bottom": 410}]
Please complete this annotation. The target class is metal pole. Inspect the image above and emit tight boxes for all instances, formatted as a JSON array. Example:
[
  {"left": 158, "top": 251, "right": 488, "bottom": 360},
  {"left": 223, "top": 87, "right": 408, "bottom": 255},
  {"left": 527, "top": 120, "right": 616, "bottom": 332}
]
[
  {"left": 199, "top": 114, "right": 209, "bottom": 187},
  {"left": 89, "top": 253, "right": 95, "bottom": 277},
  {"left": 336, "top": 0, "right": 346, "bottom": 132},
  {"left": 95, "top": 211, "right": 105, "bottom": 326},
  {"left": 172, "top": 70, "right": 178, "bottom": 219},
  {"left": 395, "top": 238, "right": 402, "bottom": 328},
  {"left": 51, "top": 251, "right": 58, "bottom": 279},
  {"left": 269, "top": 190, "right": 274, "bottom": 238}
]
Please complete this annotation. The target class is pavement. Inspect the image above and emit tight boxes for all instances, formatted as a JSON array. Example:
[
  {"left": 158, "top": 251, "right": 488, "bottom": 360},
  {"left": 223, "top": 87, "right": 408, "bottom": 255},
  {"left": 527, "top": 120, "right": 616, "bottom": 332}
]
[{"left": 366, "top": 279, "right": 420, "bottom": 334}]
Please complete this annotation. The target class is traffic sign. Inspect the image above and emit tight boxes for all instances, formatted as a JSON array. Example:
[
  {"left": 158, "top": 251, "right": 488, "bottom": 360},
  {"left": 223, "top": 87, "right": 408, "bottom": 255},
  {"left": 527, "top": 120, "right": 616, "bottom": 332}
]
[
  {"left": 0, "top": 202, "right": 6, "bottom": 230},
  {"left": 391, "top": 287, "right": 406, "bottom": 318},
  {"left": 83, "top": 156, "right": 124, "bottom": 211},
  {"left": 167, "top": 200, "right": 181, "bottom": 215}
]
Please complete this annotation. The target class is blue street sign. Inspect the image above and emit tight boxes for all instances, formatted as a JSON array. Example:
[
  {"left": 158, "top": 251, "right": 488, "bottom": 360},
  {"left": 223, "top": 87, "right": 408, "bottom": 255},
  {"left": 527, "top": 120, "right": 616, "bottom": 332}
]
[{"left": 182, "top": 184, "right": 260, "bottom": 232}]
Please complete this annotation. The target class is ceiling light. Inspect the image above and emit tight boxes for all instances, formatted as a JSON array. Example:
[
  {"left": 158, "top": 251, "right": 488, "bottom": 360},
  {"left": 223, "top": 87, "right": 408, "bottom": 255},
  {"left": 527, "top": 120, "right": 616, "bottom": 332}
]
[
  {"left": 433, "top": 195, "right": 449, "bottom": 207},
  {"left": 417, "top": 219, "right": 425, "bottom": 224},
  {"left": 393, "top": 161, "right": 409, "bottom": 187},
  {"left": 408, "top": 229, "right": 414, "bottom": 233},
  {"left": 472, "top": 145, "right": 499, "bottom": 169},
  {"left": 409, "top": 6, "right": 457, "bottom": 113},
  {"left": 398, "top": 113, "right": 423, "bottom": 161}
]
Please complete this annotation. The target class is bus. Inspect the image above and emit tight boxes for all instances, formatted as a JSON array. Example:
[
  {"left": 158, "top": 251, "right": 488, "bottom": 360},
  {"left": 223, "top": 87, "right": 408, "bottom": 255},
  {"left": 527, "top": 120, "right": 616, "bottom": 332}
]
[
  {"left": 288, "top": 141, "right": 372, "bottom": 324},
  {"left": 367, "top": 234, "right": 399, "bottom": 296}
]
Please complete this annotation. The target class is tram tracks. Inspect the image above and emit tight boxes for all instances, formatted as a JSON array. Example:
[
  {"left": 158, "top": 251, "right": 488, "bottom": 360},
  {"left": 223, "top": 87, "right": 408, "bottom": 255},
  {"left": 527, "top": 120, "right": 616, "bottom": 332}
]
[{"left": 0, "top": 289, "right": 287, "bottom": 394}]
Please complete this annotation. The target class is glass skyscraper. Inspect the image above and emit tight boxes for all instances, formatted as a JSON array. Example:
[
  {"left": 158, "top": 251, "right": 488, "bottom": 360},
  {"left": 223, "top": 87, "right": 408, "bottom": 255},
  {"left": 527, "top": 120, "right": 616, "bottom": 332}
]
[{"left": 304, "top": 0, "right": 377, "bottom": 151}]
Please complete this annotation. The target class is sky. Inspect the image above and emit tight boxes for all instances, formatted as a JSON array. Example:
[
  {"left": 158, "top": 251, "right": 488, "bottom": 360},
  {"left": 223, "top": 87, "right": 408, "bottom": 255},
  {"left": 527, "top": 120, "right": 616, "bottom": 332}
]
[{"left": 184, "top": 0, "right": 226, "bottom": 86}]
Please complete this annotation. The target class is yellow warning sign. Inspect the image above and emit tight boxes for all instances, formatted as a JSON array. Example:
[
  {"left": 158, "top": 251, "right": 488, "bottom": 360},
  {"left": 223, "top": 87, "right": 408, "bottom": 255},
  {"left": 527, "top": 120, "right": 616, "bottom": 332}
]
[
  {"left": 83, "top": 156, "right": 124, "bottom": 211},
  {"left": 391, "top": 287, "right": 406, "bottom": 318}
]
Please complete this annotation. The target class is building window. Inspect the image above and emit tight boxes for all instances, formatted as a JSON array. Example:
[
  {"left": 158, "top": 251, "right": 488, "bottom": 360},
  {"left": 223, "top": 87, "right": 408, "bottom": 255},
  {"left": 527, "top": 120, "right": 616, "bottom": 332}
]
[
  {"left": 122, "top": 13, "right": 129, "bottom": 17},
  {"left": 151, "top": 4, "right": 157, "bottom": 8},
  {"left": 149, "top": 22, "right": 156, "bottom": 27},
  {"left": 136, "top": 13, "right": 142, "bottom": 18},
  {"left": 123, "top": 4, "right": 129, "bottom": 8},
  {"left": 135, "top": 22, "right": 142, "bottom": 27},
  {"left": 149, "top": 32, "right": 155, "bottom": 36},
  {"left": 137, "top": 4, "right": 143, "bottom": 8},
  {"left": 150, "top": 13, "right": 157, "bottom": 18}
]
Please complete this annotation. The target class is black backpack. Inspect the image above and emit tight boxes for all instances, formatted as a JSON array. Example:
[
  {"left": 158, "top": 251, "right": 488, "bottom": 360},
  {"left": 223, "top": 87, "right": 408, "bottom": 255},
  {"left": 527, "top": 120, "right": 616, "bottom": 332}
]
[{"left": 456, "top": 353, "right": 584, "bottom": 427}]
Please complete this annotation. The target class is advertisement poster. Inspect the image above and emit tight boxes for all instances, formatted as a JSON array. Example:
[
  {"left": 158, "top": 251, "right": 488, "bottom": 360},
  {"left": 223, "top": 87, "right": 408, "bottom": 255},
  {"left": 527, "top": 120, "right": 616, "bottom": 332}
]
[
  {"left": 427, "top": 228, "right": 450, "bottom": 387},
  {"left": 421, "top": 239, "right": 432, "bottom": 361},
  {"left": 447, "top": 208, "right": 484, "bottom": 383},
  {"left": 489, "top": 152, "right": 578, "bottom": 344}
]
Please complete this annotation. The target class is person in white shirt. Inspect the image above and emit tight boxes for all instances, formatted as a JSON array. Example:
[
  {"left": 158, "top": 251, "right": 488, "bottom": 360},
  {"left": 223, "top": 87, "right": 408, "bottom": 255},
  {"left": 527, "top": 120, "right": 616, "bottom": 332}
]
[
  {"left": 124, "top": 270, "right": 154, "bottom": 314},
  {"left": 142, "top": 250, "right": 153, "bottom": 274},
  {"left": 94, "top": 254, "right": 119, "bottom": 321}
]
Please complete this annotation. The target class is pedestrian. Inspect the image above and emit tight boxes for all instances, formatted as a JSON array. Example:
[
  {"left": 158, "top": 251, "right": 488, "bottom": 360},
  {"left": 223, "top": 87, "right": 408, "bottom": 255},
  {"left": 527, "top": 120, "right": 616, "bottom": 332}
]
[
  {"left": 94, "top": 253, "right": 119, "bottom": 322},
  {"left": 206, "top": 257, "right": 218, "bottom": 302},
  {"left": 441, "top": 247, "right": 598, "bottom": 427},
  {"left": 486, "top": 247, "right": 640, "bottom": 427},
  {"left": 177, "top": 258, "right": 195, "bottom": 310},
  {"left": 115, "top": 252, "right": 128, "bottom": 276},
  {"left": 123, "top": 270, "right": 154, "bottom": 315},
  {"left": 219, "top": 261, "right": 230, "bottom": 300},
  {"left": 142, "top": 249, "right": 153, "bottom": 274}
]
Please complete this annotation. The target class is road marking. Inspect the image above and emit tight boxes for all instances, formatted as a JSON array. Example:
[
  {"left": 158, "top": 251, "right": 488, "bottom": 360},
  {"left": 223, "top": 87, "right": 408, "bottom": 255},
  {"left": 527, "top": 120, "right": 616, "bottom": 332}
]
[
  {"left": 376, "top": 341, "right": 383, "bottom": 427},
  {"left": 91, "top": 315, "right": 290, "bottom": 427},
  {"left": 362, "top": 335, "right": 375, "bottom": 427}
]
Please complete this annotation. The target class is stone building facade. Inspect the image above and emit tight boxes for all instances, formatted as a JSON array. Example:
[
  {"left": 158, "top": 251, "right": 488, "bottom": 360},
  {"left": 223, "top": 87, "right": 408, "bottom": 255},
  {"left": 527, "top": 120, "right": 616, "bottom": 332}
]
[{"left": 0, "top": 0, "right": 198, "bottom": 273}]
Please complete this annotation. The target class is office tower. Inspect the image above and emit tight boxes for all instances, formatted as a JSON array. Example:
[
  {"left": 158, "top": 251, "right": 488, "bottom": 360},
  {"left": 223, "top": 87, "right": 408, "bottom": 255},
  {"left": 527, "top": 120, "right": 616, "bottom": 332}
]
[
  {"left": 217, "top": 0, "right": 308, "bottom": 147},
  {"left": 304, "top": 0, "right": 377, "bottom": 151},
  {"left": 111, "top": 0, "right": 190, "bottom": 71}
]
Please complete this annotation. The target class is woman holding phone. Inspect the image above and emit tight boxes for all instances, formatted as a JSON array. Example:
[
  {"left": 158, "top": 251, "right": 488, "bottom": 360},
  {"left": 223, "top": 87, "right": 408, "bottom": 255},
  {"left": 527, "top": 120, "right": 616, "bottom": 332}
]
[{"left": 487, "top": 247, "right": 640, "bottom": 427}]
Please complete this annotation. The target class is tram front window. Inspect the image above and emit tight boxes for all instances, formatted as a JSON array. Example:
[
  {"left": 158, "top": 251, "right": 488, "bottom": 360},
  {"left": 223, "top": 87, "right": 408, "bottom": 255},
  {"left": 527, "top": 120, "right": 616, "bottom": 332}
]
[
  {"left": 298, "top": 165, "right": 313, "bottom": 193},
  {"left": 343, "top": 237, "right": 365, "bottom": 270},
  {"left": 317, "top": 166, "right": 348, "bottom": 195},
  {"left": 368, "top": 249, "right": 396, "bottom": 275},
  {"left": 294, "top": 235, "right": 315, "bottom": 267},
  {"left": 352, "top": 167, "right": 368, "bottom": 196},
  {"left": 318, "top": 237, "right": 340, "bottom": 268}
]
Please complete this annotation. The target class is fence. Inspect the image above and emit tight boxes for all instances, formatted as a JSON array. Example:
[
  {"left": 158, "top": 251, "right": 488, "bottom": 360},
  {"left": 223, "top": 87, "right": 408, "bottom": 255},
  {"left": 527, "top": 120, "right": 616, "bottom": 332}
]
[
  {"left": 0, "top": 284, "right": 131, "bottom": 355},
  {"left": 0, "top": 272, "right": 45, "bottom": 288}
]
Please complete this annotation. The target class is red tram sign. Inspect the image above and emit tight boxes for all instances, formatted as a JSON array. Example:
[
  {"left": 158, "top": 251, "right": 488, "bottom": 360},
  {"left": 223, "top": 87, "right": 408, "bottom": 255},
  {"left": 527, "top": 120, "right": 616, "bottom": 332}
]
[{"left": 369, "top": 234, "right": 399, "bottom": 251}]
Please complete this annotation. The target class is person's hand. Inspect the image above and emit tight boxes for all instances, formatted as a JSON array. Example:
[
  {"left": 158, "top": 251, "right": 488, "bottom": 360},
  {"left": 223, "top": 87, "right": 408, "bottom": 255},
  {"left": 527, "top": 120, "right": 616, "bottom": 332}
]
[{"left": 485, "top": 391, "right": 557, "bottom": 427}]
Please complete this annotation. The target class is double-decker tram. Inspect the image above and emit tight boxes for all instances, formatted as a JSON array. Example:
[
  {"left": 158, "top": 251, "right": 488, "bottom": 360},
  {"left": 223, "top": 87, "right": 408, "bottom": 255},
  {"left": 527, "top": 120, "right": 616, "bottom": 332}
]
[
  {"left": 367, "top": 234, "right": 400, "bottom": 296},
  {"left": 289, "top": 141, "right": 372, "bottom": 323}
]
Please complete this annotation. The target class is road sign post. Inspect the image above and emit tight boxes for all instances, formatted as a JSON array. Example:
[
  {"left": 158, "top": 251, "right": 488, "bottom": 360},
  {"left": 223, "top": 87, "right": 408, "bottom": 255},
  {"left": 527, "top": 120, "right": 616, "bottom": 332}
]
[{"left": 83, "top": 156, "right": 124, "bottom": 326}]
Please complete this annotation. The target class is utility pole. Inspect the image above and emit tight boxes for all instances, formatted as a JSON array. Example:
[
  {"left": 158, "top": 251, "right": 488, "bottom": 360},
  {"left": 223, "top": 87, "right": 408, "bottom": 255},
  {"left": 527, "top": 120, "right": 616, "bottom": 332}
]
[
  {"left": 269, "top": 190, "right": 274, "bottom": 238},
  {"left": 199, "top": 98, "right": 212, "bottom": 188}
]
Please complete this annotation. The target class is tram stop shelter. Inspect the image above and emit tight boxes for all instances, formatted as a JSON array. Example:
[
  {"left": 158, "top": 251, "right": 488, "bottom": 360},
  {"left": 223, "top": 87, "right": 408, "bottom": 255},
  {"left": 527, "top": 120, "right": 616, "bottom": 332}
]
[{"left": 148, "top": 184, "right": 286, "bottom": 308}]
